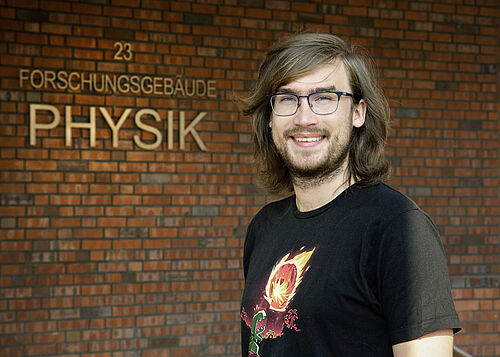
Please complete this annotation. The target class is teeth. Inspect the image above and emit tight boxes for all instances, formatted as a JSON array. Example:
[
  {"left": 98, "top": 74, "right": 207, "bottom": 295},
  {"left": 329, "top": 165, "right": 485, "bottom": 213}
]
[{"left": 294, "top": 137, "right": 322, "bottom": 142}]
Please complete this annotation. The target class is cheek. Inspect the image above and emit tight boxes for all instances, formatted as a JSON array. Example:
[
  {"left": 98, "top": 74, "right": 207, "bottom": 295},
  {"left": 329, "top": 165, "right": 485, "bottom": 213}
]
[
  {"left": 269, "top": 119, "right": 281, "bottom": 137},
  {"left": 269, "top": 122, "right": 286, "bottom": 149},
  {"left": 270, "top": 125, "right": 279, "bottom": 144}
]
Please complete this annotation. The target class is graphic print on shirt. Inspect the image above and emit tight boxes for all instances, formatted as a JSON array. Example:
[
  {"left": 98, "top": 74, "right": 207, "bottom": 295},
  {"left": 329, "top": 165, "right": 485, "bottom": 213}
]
[{"left": 241, "top": 246, "right": 316, "bottom": 357}]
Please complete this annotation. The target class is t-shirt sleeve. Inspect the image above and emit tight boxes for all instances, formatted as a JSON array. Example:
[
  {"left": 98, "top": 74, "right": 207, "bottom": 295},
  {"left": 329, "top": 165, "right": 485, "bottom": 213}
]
[
  {"left": 243, "top": 217, "right": 257, "bottom": 281},
  {"left": 377, "top": 209, "right": 461, "bottom": 345}
]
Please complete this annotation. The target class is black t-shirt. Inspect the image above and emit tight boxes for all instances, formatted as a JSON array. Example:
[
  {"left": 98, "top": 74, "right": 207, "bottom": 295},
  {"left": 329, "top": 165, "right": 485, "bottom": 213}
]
[{"left": 241, "top": 183, "right": 461, "bottom": 356}]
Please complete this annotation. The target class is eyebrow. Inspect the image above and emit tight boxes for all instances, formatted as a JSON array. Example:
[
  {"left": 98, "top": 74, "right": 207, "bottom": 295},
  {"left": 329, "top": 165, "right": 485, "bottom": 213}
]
[{"left": 276, "top": 85, "right": 338, "bottom": 95}]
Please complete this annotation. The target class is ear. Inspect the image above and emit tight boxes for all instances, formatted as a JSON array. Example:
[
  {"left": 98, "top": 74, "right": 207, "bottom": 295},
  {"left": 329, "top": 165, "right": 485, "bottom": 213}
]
[{"left": 352, "top": 99, "right": 366, "bottom": 128}]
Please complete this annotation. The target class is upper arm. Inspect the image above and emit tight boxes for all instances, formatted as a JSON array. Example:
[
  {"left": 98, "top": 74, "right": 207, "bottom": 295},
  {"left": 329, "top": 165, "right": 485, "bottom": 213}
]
[
  {"left": 392, "top": 329, "right": 454, "bottom": 357},
  {"left": 376, "top": 209, "right": 460, "bottom": 344}
]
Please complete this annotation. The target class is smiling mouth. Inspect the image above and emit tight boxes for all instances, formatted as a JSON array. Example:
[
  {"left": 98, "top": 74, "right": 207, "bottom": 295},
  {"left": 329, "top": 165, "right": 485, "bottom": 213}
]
[{"left": 293, "top": 136, "right": 324, "bottom": 143}]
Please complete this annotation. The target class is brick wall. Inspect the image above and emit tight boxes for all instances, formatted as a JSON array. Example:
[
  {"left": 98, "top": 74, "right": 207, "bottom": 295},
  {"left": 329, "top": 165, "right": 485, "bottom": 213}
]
[{"left": 0, "top": 1, "right": 498, "bottom": 356}]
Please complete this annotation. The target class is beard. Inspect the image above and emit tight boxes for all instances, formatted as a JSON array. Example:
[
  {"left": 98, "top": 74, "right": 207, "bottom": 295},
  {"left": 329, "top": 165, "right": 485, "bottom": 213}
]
[{"left": 273, "top": 121, "right": 354, "bottom": 189}]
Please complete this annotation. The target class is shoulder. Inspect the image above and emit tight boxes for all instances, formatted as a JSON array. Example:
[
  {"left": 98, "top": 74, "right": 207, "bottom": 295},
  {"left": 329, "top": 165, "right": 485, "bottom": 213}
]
[
  {"left": 245, "top": 195, "right": 294, "bottom": 245},
  {"left": 243, "top": 195, "right": 294, "bottom": 275},
  {"left": 345, "top": 183, "right": 439, "bottom": 242},
  {"left": 349, "top": 183, "right": 422, "bottom": 217},
  {"left": 353, "top": 183, "right": 417, "bottom": 207},
  {"left": 251, "top": 194, "right": 294, "bottom": 225},
  {"left": 356, "top": 184, "right": 443, "bottom": 258}
]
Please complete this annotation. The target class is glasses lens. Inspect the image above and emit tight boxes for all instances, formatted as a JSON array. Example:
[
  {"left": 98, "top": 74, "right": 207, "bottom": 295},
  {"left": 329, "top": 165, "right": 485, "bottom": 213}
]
[
  {"left": 271, "top": 94, "right": 298, "bottom": 115},
  {"left": 309, "top": 92, "right": 339, "bottom": 114}
]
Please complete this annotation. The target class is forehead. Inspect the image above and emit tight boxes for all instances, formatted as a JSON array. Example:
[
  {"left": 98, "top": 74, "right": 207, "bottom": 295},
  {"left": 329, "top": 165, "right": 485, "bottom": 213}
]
[{"left": 279, "top": 61, "right": 350, "bottom": 92}]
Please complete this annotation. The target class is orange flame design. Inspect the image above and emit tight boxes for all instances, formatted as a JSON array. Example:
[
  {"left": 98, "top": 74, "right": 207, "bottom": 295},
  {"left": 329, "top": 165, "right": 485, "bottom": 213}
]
[{"left": 264, "top": 247, "right": 315, "bottom": 312}]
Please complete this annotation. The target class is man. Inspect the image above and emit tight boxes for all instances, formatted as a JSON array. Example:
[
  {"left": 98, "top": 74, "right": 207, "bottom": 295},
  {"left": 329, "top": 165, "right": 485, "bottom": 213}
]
[{"left": 240, "top": 33, "right": 460, "bottom": 356}]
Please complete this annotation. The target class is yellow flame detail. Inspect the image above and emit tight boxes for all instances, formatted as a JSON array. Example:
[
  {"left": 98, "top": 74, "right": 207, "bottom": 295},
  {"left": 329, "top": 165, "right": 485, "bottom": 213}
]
[{"left": 264, "top": 247, "right": 315, "bottom": 311}]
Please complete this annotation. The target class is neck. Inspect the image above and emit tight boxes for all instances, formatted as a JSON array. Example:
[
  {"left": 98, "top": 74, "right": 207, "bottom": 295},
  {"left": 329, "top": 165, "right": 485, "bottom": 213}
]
[{"left": 293, "top": 163, "right": 351, "bottom": 212}]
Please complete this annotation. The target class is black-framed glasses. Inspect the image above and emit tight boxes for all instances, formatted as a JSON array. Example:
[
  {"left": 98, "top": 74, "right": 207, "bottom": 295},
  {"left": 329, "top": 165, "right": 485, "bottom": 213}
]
[{"left": 268, "top": 91, "right": 353, "bottom": 116}]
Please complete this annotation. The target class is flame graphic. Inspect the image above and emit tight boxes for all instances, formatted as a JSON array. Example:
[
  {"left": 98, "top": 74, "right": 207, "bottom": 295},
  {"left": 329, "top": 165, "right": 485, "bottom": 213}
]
[{"left": 264, "top": 247, "right": 315, "bottom": 312}]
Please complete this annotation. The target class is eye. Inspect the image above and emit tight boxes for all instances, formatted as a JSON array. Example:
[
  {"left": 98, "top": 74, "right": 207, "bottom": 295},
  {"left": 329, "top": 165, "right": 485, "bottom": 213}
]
[
  {"left": 277, "top": 94, "right": 297, "bottom": 103},
  {"left": 312, "top": 92, "right": 336, "bottom": 102}
]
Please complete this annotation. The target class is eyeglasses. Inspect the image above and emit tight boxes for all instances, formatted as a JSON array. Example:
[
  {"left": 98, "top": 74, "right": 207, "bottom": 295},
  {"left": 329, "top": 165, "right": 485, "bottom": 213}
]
[{"left": 268, "top": 91, "right": 353, "bottom": 116}]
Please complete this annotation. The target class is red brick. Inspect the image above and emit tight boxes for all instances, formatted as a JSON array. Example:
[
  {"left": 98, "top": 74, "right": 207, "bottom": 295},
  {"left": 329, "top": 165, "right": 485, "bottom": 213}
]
[{"left": 0, "top": 2, "right": 497, "bottom": 356}]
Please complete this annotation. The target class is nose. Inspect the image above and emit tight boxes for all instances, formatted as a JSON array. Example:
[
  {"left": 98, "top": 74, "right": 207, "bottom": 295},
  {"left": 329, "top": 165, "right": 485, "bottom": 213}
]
[{"left": 293, "top": 97, "right": 318, "bottom": 127}]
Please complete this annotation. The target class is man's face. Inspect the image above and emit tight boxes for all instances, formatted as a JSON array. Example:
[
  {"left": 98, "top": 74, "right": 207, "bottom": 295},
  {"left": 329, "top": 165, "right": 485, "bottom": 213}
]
[{"left": 269, "top": 61, "right": 366, "bottom": 184}]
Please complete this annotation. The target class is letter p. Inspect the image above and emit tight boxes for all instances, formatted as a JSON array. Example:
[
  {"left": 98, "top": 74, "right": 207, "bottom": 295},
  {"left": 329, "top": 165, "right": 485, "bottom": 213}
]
[{"left": 30, "top": 104, "right": 60, "bottom": 145}]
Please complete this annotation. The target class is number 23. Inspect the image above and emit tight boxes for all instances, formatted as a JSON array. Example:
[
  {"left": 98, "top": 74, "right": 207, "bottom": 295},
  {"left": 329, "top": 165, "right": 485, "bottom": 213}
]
[{"left": 114, "top": 42, "right": 133, "bottom": 61}]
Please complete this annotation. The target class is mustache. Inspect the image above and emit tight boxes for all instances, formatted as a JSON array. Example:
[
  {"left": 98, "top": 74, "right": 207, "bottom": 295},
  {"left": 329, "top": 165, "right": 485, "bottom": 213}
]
[{"left": 283, "top": 128, "right": 330, "bottom": 137}]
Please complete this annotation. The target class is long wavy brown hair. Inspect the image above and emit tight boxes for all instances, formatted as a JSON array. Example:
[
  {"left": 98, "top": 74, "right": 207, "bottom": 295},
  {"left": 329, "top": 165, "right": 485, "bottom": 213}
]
[{"left": 242, "top": 33, "right": 390, "bottom": 195}]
